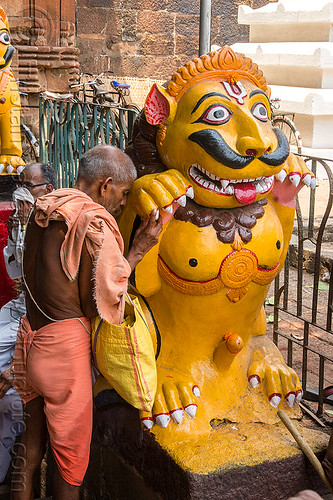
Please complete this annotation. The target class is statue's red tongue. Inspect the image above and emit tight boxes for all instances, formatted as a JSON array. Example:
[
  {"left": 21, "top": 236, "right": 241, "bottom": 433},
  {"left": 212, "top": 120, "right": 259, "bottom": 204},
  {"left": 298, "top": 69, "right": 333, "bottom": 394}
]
[{"left": 233, "top": 182, "right": 257, "bottom": 205}]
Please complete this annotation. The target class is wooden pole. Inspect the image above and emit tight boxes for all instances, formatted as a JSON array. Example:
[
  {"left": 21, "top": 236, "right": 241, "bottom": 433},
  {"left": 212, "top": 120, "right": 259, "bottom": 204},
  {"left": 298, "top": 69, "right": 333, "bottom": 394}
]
[{"left": 278, "top": 409, "right": 333, "bottom": 493}]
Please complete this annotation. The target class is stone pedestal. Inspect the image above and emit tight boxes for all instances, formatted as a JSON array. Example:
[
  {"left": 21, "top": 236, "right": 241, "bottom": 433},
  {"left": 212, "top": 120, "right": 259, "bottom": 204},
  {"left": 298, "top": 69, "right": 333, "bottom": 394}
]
[
  {"left": 233, "top": 0, "right": 333, "bottom": 150},
  {"left": 84, "top": 403, "right": 330, "bottom": 500}
]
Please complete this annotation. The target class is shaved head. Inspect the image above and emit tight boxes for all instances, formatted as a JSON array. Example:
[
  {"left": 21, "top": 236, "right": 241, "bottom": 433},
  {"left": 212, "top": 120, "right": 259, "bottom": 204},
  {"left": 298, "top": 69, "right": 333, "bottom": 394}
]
[{"left": 77, "top": 145, "right": 137, "bottom": 185}]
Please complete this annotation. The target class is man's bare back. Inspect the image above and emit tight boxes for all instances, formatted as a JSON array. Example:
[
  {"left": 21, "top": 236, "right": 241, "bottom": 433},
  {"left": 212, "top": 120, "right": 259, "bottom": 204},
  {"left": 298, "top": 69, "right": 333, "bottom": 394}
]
[
  {"left": 24, "top": 216, "right": 97, "bottom": 330},
  {"left": 8, "top": 145, "right": 163, "bottom": 500}
]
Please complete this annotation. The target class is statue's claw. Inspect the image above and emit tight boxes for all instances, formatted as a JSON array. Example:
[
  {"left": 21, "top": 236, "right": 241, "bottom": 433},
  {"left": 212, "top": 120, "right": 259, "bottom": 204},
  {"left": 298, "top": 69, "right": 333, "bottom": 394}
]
[
  {"left": 272, "top": 154, "right": 316, "bottom": 207},
  {"left": 248, "top": 340, "right": 302, "bottom": 409},
  {"left": 0, "top": 155, "right": 25, "bottom": 174},
  {"left": 184, "top": 404, "right": 197, "bottom": 418},
  {"left": 148, "top": 376, "right": 201, "bottom": 429},
  {"left": 275, "top": 154, "right": 315, "bottom": 190},
  {"left": 155, "top": 413, "right": 170, "bottom": 428},
  {"left": 129, "top": 169, "right": 192, "bottom": 218},
  {"left": 295, "top": 389, "right": 303, "bottom": 404},
  {"left": 140, "top": 410, "right": 154, "bottom": 430},
  {"left": 170, "top": 408, "right": 184, "bottom": 424}
]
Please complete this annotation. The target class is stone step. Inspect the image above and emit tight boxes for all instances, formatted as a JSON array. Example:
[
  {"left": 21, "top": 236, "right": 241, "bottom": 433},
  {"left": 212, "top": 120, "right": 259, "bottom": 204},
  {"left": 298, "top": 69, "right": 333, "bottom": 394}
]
[
  {"left": 268, "top": 85, "right": 333, "bottom": 148},
  {"left": 238, "top": 0, "right": 333, "bottom": 43},
  {"left": 232, "top": 42, "right": 333, "bottom": 88},
  {"left": 239, "top": 0, "right": 333, "bottom": 25}
]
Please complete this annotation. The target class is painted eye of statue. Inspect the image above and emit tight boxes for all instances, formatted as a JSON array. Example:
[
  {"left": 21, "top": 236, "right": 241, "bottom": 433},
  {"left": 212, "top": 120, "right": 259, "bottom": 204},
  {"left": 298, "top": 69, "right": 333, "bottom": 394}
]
[
  {"left": 251, "top": 102, "right": 269, "bottom": 122},
  {"left": 198, "top": 105, "right": 232, "bottom": 125},
  {"left": 0, "top": 32, "right": 10, "bottom": 45}
]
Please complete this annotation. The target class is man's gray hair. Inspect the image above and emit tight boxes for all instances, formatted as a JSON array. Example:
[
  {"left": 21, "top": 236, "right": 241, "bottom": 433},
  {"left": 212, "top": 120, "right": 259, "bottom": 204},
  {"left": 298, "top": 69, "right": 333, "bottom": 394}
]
[
  {"left": 25, "top": 162, "right": 57, "bottom": 188},
  {"left": 77, "top": 145, "right": 137, "bottom": 184}
]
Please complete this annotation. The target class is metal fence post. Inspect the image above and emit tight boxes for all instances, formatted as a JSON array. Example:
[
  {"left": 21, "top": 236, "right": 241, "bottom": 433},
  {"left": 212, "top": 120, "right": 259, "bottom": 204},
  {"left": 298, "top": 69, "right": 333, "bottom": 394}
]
[{"left": 199, "top": 0, "right": 211, "bottom": 56}]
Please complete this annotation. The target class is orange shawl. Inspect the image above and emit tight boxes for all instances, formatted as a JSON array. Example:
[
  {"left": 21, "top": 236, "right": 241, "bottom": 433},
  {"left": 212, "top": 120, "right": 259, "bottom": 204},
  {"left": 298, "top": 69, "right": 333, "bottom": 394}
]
[{"left": 34, "top": 188, "right": 131, "bottom": 325}]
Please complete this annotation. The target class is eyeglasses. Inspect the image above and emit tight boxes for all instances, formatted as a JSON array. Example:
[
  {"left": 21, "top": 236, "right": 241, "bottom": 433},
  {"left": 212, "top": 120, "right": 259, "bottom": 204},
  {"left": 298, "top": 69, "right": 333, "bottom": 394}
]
[{"left": 16, "top": 181, "right": 48, "bottom": 190}]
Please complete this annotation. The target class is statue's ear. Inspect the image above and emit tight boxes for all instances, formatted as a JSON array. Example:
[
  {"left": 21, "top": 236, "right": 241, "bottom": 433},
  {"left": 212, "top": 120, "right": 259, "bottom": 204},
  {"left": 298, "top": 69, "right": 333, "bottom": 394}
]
[{"left": 145, "top": 83, "right": 176, "bottom": 125}]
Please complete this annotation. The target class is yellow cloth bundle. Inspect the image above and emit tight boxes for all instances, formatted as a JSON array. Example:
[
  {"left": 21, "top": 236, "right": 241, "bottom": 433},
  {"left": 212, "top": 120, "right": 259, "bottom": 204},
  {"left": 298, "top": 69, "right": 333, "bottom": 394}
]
[{"left": 92, "top": 294, "right": 157, "bottom": 412}]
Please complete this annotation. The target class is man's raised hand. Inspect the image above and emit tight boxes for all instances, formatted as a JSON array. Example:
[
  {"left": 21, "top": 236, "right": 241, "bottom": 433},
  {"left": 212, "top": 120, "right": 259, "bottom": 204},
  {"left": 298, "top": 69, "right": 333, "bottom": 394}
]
[{"left": 126, "top": 209, "right": 163, "bottom": 271}]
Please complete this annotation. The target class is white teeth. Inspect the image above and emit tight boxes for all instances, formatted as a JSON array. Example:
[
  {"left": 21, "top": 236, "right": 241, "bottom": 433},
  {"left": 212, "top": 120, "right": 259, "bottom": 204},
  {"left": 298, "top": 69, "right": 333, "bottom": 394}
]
[
  {"left": 177, "top": 195, "right": 186, "bottom": 207},
  {"left": 162, "top": 205, "right": 173, "bottom": 214},
  {"left": 310, "top": 177, "right": 317, "bottom": 189},
  {"left": 225, "top": 185, "right": 234, "bottom": 195},
  {"left": 155, "top": 209, "right": 159, "bottom": 220},
  {"left": 16, "top": 165, "right": 25, "bottom": 174},
  {"left": 0, "top": 163, "right": 4, "bottom": 174},
  {"left": 186, "top": 187, "right": 194, "bottom": 199},
  {"left": 276, "top": 169, "right": 287, "bottom": 183},
  {"left": 6, "top": 164, "right": 14, "bottom": 174},
  {"left": 289, "top": 174, "right": 301, "bottom": 187},
  {"left": 255, "top": 175, "right": 274, "bottom": 194},
  {"left": 170, "top": 409, "right": 184, "bottom": 425},
  {"left": 142, "top": 418, "right": 154, "bottom": 429},
  {"left": 155, "top": 414, "right": 170, "bottom": 428},
  {"left": 189, "top": 164, "right": 273, "bottom": 196},
  {"left": 184, "top": 404, "right": 197, "bottom": 419}
]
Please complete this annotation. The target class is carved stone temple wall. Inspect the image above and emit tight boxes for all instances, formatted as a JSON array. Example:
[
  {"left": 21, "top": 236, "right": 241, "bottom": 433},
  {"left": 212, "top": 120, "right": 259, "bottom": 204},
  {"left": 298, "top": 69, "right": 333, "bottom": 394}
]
[
  {"left": 2, "top": 0, "right": 274, "bottom": 126},
  {"left": 3, "top": 0, "right": 80, "bottom": 131},
  {"left": 75, "top": 0, "right": 271, "bottom": 83}
]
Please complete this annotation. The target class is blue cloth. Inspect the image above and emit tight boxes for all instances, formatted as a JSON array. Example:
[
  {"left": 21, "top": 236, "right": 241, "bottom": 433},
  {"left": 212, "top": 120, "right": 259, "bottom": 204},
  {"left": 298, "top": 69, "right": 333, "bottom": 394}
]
[
  {"left": 0, "top": 393, "right": 23, "bottom": 482},
  {"left": 0, "top": 293, "right": 25, "bottom": 481}
]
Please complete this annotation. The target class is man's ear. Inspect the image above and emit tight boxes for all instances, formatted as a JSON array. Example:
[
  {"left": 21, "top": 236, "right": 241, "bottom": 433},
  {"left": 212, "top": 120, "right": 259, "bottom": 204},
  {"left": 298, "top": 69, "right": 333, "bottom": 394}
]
[
  {"left": 46, "top": 184, "right": 54, "bottom": 194},
  {"left": 99, "top": 176, "right": 113, "bottom": 196}
]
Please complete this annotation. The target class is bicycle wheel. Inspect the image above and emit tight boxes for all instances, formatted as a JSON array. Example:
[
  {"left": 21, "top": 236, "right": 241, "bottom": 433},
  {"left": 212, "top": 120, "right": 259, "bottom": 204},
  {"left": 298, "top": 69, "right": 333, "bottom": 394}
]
[
  {"left": 20, "top": 123, "right": 39, "bottom": 163},
  {"left": 125, "top": 103, "right": 141, "bottom": 113},
  {"left": 272, "top": 115, "right": 302, "bottom": 154}
]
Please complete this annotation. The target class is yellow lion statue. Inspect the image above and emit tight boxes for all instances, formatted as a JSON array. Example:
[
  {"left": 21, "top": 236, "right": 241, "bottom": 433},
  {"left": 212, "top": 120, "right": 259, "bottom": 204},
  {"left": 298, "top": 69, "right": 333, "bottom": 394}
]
[
  {"left": 116, "top": 46, "right": 319, "bottom": 467},
  {"left": 0, "top": 7, "right": 24, "bottom": 175}
]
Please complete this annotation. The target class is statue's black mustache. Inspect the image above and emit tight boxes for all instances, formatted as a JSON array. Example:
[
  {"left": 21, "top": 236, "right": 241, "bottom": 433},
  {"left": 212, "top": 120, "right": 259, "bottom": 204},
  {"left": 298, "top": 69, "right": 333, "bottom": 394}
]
[
  {"left": 188, "top": 128, "right": 289, "bottom": 169},
  {"left": 0, "top": 45, "right": 14, "bottom": 70}
]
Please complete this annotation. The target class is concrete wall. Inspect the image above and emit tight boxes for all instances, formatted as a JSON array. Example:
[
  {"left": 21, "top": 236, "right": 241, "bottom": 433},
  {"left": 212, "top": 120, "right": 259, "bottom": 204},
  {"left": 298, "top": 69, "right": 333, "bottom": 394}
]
[{"left": 76, "top": 0, "right": 270, "bottom": 80}]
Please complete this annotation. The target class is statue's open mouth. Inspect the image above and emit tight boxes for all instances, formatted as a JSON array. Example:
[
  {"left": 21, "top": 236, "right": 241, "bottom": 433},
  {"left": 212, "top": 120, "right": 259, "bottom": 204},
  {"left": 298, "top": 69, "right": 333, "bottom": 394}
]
[{"left": 188, "top": 163, "right": 274, "bottom": 204}]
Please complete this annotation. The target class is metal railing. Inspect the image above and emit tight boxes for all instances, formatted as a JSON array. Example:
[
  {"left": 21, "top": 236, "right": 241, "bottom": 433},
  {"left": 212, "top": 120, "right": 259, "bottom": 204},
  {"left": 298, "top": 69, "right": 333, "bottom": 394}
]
[
  {"left": 39, "top": 97, "right": 139, "bottom": 188},
  {"left": 272, "top": 155, "right": 333, "bottom": 418}
]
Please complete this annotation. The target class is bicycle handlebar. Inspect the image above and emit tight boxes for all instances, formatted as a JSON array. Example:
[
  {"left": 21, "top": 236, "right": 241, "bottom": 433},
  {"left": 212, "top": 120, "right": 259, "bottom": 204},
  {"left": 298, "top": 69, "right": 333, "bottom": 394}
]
[{"left": 70, "top": 71, "right": 114, "bottom": 90}]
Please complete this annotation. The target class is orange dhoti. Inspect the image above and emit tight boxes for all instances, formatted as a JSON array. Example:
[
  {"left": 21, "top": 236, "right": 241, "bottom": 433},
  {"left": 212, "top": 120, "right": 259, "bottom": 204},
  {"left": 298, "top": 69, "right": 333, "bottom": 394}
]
[{"left": 13, "top": 314, "right": 92, "bottom": 486}]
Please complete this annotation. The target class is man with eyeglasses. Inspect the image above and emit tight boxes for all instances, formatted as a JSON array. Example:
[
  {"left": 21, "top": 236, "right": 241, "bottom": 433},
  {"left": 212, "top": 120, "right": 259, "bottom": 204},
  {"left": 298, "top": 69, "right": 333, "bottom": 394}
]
[{"left": 0, "top": 162, "right": 56, "bottom": 487}]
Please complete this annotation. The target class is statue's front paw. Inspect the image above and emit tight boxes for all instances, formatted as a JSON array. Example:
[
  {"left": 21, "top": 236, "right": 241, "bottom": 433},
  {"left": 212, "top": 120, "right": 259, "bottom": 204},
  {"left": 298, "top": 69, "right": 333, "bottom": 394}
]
[
  {"left": 272, "top": 154, "right": 315, "bottom": 207},
  {"left": 0, "top": 155, "right": 25, "bottom": 174},
  {"left": 129, "top": 169, "right": 194, "bottom": 220},
  {"left": 248, "top": 349, "right": 302, "bottom": 409},
  {"left": 140, "top": 375, "right": 200, "bottom": 430}
]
